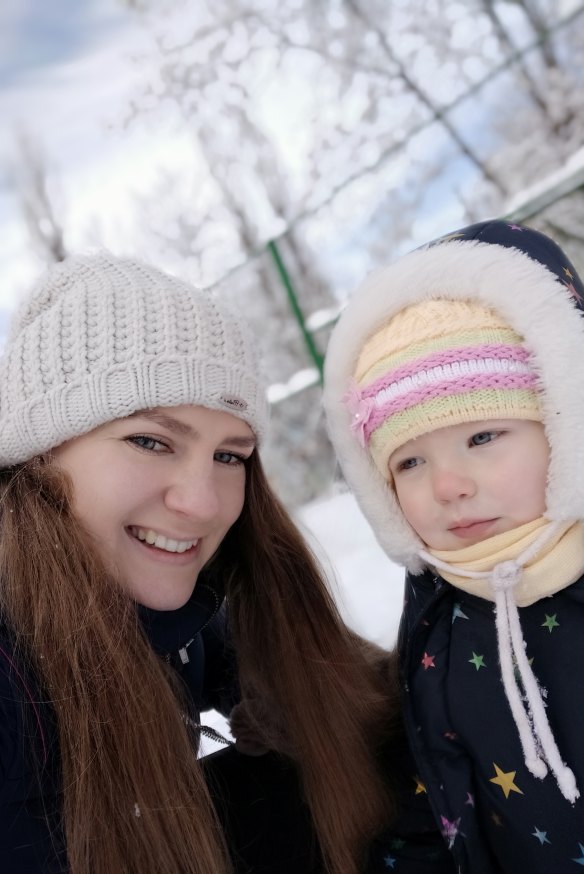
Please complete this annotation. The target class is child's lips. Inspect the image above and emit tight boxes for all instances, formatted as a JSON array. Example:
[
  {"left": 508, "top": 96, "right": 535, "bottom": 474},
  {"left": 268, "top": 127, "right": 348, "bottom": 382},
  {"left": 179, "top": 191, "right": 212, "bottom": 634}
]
[{"left": 448, "top": 518, "right": 498, "bottom": 538}]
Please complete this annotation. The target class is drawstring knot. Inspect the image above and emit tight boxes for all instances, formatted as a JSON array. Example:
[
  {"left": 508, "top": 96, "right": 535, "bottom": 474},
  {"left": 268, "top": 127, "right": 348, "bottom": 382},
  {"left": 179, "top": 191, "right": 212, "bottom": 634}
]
[{"left": 491, "top": 560, "right": 521, "bottom": 591}]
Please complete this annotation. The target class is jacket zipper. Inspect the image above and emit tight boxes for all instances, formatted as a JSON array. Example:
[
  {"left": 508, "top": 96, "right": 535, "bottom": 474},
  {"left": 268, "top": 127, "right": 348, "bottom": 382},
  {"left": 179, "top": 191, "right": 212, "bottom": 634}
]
[{"left": 400, "top": 578, "right": 467, "bottom": 872}]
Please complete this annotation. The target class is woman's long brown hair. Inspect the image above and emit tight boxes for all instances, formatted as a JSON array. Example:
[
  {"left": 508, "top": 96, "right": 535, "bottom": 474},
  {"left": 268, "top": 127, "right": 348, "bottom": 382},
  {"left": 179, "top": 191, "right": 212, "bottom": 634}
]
[
  {"left": 222, "top": 452, "right": 399, "bottom": 873},
  {"left": 0, "top": 460, "right": 230, "bottom": 874},
  {"left": 0, "top": 452, "right": 399, "bottom": 874}
]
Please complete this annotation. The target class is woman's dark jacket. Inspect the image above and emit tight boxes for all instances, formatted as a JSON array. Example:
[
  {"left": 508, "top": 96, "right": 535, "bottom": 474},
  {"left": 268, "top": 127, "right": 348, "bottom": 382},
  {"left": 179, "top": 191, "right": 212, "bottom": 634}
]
[
  {"left": 206, "top": 715, "right": 457, "bottom": 874},
  {"left": 400, "top": 567, "right": 584, "bottom": 873},
  {"left": 0, "top": 579, "right": 339, "bottom": 874},
  {"left": 0, "top": 566, "right": 455, "bottom": 874},
  {"left": 0, "top": 580, "right": 237, "bottom": 873}
]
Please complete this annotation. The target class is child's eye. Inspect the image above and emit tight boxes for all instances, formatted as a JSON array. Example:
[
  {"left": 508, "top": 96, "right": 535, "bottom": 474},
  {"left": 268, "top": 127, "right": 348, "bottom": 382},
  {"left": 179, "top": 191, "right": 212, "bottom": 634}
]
[
  {"left": 214, "top": 450, "right": 246, "bottom": 466},
  {"left": 396, "top": 456, "right": 421, "bottom": 472},
  {"left": 126, "top": 435, "right": 169, "bottom": 453},
  {"left": 470, "top": 431, "right": 498, "bottom": 446}
]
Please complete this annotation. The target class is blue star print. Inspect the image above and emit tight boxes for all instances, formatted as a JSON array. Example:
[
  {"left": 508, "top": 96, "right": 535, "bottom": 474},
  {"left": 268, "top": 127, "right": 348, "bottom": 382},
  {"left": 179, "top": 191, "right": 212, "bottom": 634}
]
[
  {"left": 573, "top": 843, "right": 584, "bottom": 865},
  {"left": 452, "top": 602, "right": 469, "bottom": 622},
  {"left": 384, "top": 855, "right": 397, "bottom": 868},
  {"left": 532, "top": 827, "right": 550, "bottom": 845}
]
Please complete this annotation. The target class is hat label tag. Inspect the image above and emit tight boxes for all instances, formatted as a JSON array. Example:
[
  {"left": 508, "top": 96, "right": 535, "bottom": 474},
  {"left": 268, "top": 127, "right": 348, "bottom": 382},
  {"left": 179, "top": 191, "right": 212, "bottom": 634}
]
[{"left": 220, "top": 396, "right": 248, "bottom": 411}]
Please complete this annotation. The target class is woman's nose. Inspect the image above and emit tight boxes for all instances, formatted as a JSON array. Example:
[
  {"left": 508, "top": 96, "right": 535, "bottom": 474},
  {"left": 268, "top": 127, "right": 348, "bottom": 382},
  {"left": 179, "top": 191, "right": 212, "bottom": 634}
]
[{"left": 164, "top": 467, "right": 220, "bottom": 522}]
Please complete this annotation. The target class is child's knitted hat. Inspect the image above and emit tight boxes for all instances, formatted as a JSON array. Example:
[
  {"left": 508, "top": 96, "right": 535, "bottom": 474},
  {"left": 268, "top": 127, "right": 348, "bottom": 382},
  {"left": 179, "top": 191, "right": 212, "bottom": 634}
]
[
  {"left": 0, "top": 251, "right": 269, "bottom": 465},
  {"left": 351, "top": 297, "right": 541, "bottom": 478},
  {"left": 324, "top": 220, "right": 584, "bottom": 572}
]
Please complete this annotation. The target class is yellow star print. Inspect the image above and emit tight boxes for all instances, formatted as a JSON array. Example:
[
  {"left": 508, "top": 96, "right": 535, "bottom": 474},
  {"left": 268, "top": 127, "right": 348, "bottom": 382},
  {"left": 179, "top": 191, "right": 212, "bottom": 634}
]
[
  {"left": 413, "top": 775, "right": 427, "bottom": 795},
  {"left": 489, "top": 763, "right": 523, "bottom": 798}
]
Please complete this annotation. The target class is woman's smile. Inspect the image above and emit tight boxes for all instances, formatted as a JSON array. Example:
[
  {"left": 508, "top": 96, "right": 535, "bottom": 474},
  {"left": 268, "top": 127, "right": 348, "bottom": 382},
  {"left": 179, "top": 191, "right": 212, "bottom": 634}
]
[
  {"left": 127, "top": 525, "right": 199, "bottom": 554},
  {"left": 125, "top": 525, "right": 202, "bottom": 564},
  {"left": 53, "top": 404, "right": 254, "bottom": 610}
]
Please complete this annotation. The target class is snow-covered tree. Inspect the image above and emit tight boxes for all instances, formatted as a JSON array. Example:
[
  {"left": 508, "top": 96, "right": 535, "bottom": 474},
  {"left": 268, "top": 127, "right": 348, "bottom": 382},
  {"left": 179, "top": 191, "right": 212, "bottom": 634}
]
[{"left": 112, "top": 0, "right": 584, "bottom": 503}]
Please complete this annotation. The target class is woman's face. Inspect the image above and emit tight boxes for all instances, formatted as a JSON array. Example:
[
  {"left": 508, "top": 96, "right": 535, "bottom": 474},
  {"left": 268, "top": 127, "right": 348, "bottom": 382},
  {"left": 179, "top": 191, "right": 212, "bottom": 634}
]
[{"left": 52, "top": 404, "right": 255, "bottom": 610}]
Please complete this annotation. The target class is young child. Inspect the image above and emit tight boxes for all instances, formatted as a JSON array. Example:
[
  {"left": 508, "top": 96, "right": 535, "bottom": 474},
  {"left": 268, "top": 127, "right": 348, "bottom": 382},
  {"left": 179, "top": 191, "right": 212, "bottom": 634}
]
[
  {"left": 324, "top": 220, "right": 584, "bottom": 873},
  {"left": 0, "top": 251, "right": 394, "bottom": 874}
]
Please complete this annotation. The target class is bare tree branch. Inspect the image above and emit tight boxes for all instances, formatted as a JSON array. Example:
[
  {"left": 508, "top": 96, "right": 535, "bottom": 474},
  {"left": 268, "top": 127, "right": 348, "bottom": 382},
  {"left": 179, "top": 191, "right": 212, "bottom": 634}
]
[{"left": 15, "top": 133, "right": 67, "bottom": 263}]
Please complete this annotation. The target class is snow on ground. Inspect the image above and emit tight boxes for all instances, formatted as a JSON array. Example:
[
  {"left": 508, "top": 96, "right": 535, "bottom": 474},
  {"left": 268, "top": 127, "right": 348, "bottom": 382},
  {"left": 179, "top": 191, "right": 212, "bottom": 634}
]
[
  {"left": 200, "top": 489, "right": 405, "bottom": 755},
  {"left": 296, "top": 490, "right": 405, "bottom": 649}
]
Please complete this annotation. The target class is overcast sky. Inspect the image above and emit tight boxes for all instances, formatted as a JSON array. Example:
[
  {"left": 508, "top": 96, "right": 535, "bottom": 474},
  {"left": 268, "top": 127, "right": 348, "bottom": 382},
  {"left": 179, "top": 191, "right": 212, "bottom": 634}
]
[
  {"left": 2, "top": 1, "right": 581, "bottom": 332},
  {"left": 0, "top": 1, "right": 177, "bottom": 311}
]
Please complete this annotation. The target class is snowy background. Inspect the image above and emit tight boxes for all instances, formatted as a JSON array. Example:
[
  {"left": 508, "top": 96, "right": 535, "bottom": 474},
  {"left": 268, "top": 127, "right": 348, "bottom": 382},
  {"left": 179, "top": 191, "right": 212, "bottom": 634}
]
[
  {"left": 3, "top": 0, "right": 584, "bottom": 510},
  {"left": 2, "top": 0, "right": 584, "bottom": 750}
]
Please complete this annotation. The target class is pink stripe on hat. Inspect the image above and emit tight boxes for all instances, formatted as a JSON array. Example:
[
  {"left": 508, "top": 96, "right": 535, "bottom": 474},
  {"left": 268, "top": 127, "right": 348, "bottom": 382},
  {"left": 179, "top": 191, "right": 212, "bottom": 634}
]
[
  {"left": 347, "top": 299, "right": 543, "bottom": 475},
  {"left": 364, "top": 370, "right": 538, "bottom": 443},
  {"left": 360, "top": 343, "right": 532, "bottom": 400}
]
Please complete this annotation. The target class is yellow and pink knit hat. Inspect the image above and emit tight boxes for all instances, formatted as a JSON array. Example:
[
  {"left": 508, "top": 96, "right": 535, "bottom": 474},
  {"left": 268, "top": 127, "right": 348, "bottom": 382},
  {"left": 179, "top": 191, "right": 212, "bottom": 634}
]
[{"left": 345, "top": 298, "right": 542, "bottom": 477}]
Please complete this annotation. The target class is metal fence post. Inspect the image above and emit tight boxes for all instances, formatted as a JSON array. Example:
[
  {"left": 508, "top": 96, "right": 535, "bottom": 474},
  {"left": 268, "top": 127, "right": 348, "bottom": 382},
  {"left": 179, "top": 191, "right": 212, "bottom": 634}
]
[{"left": 267, "top": 238, "right": 324, "bottom": 381}]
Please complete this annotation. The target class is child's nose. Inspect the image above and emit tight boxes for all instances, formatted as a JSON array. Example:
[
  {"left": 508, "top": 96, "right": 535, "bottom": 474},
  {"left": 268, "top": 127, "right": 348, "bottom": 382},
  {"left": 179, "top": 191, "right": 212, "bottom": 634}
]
[{"left": 432, "top": 467, "right": 477, "bottom": 503}]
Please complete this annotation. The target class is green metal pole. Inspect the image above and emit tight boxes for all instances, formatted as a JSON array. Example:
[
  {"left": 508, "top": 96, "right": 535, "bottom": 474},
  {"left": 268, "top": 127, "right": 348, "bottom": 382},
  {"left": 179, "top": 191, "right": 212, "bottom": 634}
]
[{"left": 267, "top": 239, "right": 324, "bottom": 381}]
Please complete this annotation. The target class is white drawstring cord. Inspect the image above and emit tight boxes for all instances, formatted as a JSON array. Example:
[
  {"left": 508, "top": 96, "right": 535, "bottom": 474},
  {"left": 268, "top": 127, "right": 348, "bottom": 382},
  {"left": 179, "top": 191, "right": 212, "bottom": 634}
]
[
  {"left": 491, "top": 560, "right": 547, "bottom": 779},
  {"left": 419, "top": 521, "right": 580, "bottom": 803}
]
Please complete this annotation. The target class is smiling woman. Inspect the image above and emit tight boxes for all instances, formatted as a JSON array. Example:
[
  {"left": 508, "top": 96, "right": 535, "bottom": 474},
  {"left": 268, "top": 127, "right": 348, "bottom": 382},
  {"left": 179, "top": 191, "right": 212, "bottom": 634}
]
[
  {"left": 53, "top": 404, "right": 254, "bottom": 611},
  {"left": 0, "top": 252, "right": 403, "bottom": 874}
]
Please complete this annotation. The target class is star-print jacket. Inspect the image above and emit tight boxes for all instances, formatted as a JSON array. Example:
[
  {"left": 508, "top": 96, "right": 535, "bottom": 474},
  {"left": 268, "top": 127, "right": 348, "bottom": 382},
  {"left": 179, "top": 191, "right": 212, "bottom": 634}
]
[
  {"left": 399, "top": 567, "right": 584, "bottom": 873},
  {"left": 364, "top": 731, "right": 459, "bottom": 873}
]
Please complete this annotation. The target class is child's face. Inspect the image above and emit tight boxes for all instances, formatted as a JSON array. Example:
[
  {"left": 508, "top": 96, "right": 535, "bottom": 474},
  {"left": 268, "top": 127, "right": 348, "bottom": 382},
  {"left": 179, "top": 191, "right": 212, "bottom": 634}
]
[{"left": 388, "top": 419, "right": 549, "bottom": 550}]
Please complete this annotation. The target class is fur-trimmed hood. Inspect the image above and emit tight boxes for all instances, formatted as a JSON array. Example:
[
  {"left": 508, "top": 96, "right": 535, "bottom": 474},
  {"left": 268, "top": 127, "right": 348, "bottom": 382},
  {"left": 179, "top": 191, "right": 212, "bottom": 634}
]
[{"left": 323, "top": 220, "right": 584, "bottom": 573}]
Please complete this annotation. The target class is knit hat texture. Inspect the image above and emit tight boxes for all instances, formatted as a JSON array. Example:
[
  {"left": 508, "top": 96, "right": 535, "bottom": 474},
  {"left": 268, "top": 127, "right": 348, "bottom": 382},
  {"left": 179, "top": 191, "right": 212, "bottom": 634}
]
[
  {"left": 0, "top": 251, "right": 269, "bottom": 465},
  {"left": 349, "top": 297, "right": 541, "bottom": 476}
]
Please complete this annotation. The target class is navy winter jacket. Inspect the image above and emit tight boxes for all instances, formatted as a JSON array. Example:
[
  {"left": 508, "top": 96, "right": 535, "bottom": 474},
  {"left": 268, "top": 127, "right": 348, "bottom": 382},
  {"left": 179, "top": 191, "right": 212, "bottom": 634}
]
[
  {"left": 207, "top": 723, "right": 458, "bottom": 874},
  {"left": 0, "top": 568, "right": 457, "bottom": 874},
  {"left": 0, "top": 579, "right": 235, "bottom": 873},
  {"left": 400, "top": 567, "right": 584, "bottom": 873}
]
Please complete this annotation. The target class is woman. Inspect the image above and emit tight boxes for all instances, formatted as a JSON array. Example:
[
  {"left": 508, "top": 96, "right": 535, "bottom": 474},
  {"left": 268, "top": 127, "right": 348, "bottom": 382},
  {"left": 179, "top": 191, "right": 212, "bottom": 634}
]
[{"left": 0, "top": 251, "right": 395, "bottom": 874}]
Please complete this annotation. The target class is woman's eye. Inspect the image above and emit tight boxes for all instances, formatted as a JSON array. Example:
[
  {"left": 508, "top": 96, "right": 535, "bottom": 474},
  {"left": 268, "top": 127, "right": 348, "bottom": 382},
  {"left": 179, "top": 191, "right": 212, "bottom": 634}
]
[
  {"left": 127, "top": 435, "right": 168, "bottom": 452},
  {"left": 470, "top": 431, "right": 497, "bottom": 446},
  {"left": 214, "top": 451, "right": 245, "bottom": 466}
]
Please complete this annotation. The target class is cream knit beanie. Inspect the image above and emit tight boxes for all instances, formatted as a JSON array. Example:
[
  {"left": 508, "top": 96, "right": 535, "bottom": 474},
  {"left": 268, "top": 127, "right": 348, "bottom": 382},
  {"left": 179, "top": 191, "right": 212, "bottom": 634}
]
[
  {"left": 0, "top": 251, "right": 269, "bottom": 465},
  {"left": 350, "top": 298, "right": 541, "bottom": 476}
]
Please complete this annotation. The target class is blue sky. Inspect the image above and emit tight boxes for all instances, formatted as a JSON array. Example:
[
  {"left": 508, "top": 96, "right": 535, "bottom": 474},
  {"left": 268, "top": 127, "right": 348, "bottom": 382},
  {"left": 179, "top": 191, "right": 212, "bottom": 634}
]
[
  {"left": 0, "top": 0, "right": 163, "bottom": 305},
  {"left": 0, "top": 0, "right": 127, "bottom": 86}
]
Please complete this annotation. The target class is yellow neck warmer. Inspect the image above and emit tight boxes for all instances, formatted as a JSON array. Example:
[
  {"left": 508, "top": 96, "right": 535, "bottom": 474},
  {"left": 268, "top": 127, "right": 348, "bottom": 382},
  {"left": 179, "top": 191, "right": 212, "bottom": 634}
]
[{"left": 426, "top": 517, "right": 584, "bottom": 607}]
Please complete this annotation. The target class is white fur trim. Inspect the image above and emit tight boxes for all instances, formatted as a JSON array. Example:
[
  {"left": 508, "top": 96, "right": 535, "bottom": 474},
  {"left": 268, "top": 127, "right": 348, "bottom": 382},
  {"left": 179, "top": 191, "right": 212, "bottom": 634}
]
[{"left": 323, "top": 239, "right": 584, "bottom": 572}]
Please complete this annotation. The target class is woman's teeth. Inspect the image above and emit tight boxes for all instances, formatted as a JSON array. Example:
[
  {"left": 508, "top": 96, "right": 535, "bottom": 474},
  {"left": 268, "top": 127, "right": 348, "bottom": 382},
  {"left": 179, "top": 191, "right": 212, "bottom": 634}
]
[{"left": 131, "top": 527, "right": 197, "bottom": 553}]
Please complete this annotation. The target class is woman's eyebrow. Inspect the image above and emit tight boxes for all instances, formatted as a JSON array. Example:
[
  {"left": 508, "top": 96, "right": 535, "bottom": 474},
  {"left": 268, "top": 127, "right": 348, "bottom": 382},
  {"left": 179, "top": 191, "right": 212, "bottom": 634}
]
[
  {"left": 129, "top": 410, "right": 192, "bottom": 435},
  {"left": 127, "top": 409, "right": 256, "bottom": 447},
  {"left": 222, "top": 435, "right": 257, "bottom": 449}
]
